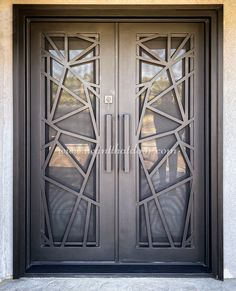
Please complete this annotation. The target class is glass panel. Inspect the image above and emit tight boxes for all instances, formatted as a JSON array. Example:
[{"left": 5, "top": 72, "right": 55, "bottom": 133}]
[
  {"left": 141, "top": 62, "right": 162, "bottom": 82},
  {"left": 143, "top": 37, "right": 167, "bottom": 61},
  {"left": 88, "top": 91, "right": 97, "bottom": 121},
  {"left": 179, "top": 125, "right": 190, "bottom": 144},
  {"left": 67, "top": 200, "right": 97, "bottom": 245},
  {"left": 45, "top": 124, "right": 57, "bottom": 144},
  {"left": 59, "top": 134, "right": 95, "bottom": 172},
  {"left": 172, "top": 59, "right": 185, "bottom": 81},
  {"left": 139, "top": 166, "right": 152, "bottom": 201},
  {"left": 46, "top": 182, "right": 76, "bottom": 242},
  {"left": 46, "top": 41, "right": 58, "bottom": 58},
  {"left": 171, "top": 36, "right": 190, "bottom": 59},
  {"left": 140, "top": 109, "right": 179, "bottom": 138},
  {"left": 141, "top": 49, "right": 156, "bottom": 61},
  {"left": 56, "top": 109, "right": 95, "bottom": 139},
  {"left": 50, "top": 81, "right": 58, "bottom": 110},
  {"left": 67, "top": 199, "right": 87, "bottom": 242},
  {"left": 45, "top": 36, "right": 64, "bottom": 58},
  {"left": 84, "top": 163, "right": 97, "bottom": 200},
  {"left": 151, "top": 146, "right": 190, "bottom": 193},
  {"left": 51, "top": 60, "right": 64, "bottom": 81},
  {"left": 137, "top": 34, "right": 194, "bottom": 248},
  {"left": 148, "top": 70, "right": 171, "bottom": 101},
  {"left": 139, "top": 205, "right": 148, "bottom": 244},
  {"left": 46, "top": 145, "right": 84, "bottom": 191},
  {"left": 159, "top": 182, "right": 190, "bottom": 242},
  {"left": 64, "top": 70, "right": 86, "bottom": 100},
  {"left": 140, "top": 134, "right": 176, "bottom": 171},
  {"left": 69, "top": 37, "right": 93, "bottom": 61},
  {"left": 71, "top": 62, "right": 95, "bottom": 83},
  {"left": 138, "top": 91, "right": 146, "bottom": 117},
  {"left": 148, "top": 200, "right": 169, "bottom": 244},
  {"left": 151, "top": 89, "right": 182, "bottom": 120},
  {"left": 177, "top": 82, "right": 185, "bottom": 110},
  {"left": 42, "top": 33, "right": 99, "bottom": 248},
  {"left": 52, "top": 37, "right": 65, "bottom": 57},
  {"left": 87, "top": 204, "right": 96, "bottom": 243},
  {"left": 54, "top": 89, "right": 84, "bottom": 120}
]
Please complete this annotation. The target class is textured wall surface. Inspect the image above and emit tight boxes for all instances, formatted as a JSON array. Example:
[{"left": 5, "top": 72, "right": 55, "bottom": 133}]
[
  {"left": 0, "top": 0, "right": 13, "bottom": 282},
  {"left": 0, "top": 0, "right": 236, "bottom": 280}
]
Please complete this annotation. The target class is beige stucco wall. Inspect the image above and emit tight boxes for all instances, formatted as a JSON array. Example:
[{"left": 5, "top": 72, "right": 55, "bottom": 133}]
[{"left": 0, "top": 0, "right": 236, "bottom": 280}]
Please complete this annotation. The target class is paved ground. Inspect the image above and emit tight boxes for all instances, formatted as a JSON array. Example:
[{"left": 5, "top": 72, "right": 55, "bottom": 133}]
[{"left": 0, "top": 278, "right": 236, "bottom": 291}]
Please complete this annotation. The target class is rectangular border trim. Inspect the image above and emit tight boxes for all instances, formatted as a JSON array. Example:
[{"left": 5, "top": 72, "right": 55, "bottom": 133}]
[{"left": 13, "top": 4, "right": 223, "bottom": 280}]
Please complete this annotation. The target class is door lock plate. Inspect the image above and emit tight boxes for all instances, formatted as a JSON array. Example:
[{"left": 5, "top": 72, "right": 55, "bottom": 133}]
[{"left": 104, "top": 95, "right": 113, "bottom": 104}]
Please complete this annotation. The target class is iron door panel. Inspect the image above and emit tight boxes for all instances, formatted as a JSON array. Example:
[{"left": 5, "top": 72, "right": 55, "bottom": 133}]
[
  {"left": 118, "top": 23, "right": 205, "bottom": 263},
  {"left": 30, "top": 22, "right": 116, "bottom": 261}
]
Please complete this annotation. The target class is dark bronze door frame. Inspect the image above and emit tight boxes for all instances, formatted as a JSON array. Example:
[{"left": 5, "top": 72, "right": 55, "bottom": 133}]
[{"left": 13, "top": 5, "right": 223, "bottom": 279}]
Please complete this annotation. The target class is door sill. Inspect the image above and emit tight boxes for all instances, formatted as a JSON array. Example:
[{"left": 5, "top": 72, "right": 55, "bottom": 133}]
[{"left": 24, "top": 263, "right": 211, "bottom": 277}]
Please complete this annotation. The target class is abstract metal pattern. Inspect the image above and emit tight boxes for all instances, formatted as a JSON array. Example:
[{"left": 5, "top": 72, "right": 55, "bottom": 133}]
[
  {"left": 41, "top": 33, "right": 100, "bottom": 247},
  {"left": 136, "top": 33, "right": 194, "bottom": 248}
]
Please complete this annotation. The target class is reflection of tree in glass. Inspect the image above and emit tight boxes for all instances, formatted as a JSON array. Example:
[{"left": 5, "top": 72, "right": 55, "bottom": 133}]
[
  {"left": 149, "top": 72, "right": 170, "bottom": 101},
  {"left": 140, "top": 70, "right": 171, "bottom": 102},
  {"left": 141, "top": 140, "right": 158, "bottom": 170},
  {"left": 51, "top": 82, "right": 58, "bottom": 105},
  {"left": 60, "top": 90, "right": 82, "bottom": 106},
  {"left": 51, "top": 82, "right": 82, "bottom": 107},
  {"left": 64, "top": 70, "right": 86, "bottom": 98},
  {"left": 71, "top": 63, "right": 94, "bottom": 83}
]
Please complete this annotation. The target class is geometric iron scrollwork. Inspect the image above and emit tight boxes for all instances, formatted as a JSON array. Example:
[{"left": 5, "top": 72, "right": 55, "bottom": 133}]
[
  {"left": 41, "top": 33, "right": 100, "bottom": 247},
  {"left": 136, "top": 33, "right": 195, "bottom": 248}
]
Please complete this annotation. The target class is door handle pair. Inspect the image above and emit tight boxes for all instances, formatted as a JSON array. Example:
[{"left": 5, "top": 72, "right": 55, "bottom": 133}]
[{"left": 105, "top": 114, "right": 130, "bottom": 173}]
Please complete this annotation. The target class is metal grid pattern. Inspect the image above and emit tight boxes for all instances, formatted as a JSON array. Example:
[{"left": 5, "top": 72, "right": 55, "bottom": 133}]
[
  {"left": 136, "top": 33, "right": 195, "bottom": 248},
  {"left": 40, "top": 33, "right": 100, "bottom": 248}
]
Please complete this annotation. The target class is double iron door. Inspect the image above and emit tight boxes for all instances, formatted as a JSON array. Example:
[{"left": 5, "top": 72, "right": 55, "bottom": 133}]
[{"left": 30, "top": 22, "right": 206, "bottom": 266}]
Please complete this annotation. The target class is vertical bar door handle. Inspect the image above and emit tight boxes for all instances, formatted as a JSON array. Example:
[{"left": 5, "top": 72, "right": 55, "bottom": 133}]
[
  {"left": 123, "top": 114, "right": 130, "bottom": 173},
  {"left": 105, "top": 114, "right": 112, "bottom": 172}
]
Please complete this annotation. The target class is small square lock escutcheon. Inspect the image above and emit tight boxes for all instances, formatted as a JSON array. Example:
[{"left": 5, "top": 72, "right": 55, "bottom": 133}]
[{"left": 104, "top": 95, "right": 113, "bottom": 104}]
